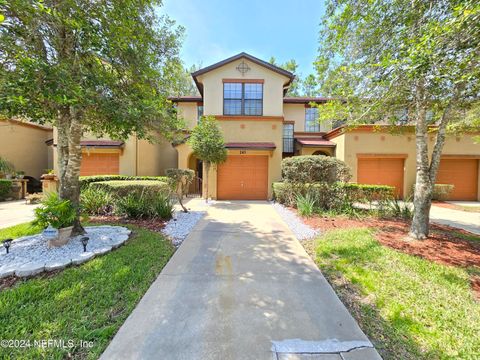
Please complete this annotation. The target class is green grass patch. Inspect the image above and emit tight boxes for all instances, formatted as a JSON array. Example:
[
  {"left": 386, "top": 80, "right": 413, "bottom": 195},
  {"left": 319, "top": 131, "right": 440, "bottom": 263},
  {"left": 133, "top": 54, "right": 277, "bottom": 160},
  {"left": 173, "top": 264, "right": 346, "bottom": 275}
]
[
  {"left": 0, "top": 222, "right": 43, "bottom": 241},
  {"left": 0, "top": 224, "right": 175, "bottom": 359},
  {"left": 315, "top": 228, "right": 480, "bottom": 359}
]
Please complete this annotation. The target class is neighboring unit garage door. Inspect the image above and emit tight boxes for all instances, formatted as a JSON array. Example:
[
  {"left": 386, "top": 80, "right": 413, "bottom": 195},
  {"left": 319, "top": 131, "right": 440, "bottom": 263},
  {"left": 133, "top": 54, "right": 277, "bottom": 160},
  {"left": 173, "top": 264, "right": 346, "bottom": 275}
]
[
  {"left": 357, "top": 157, "right": 404, "bottom": 198},
  {"left": 217, "top": 155, "right": 268, "bottom": 200},
  {"left": 80, "top": 153, "right": 120, "bottom": 176},
  {"left": 436, "top": 158, "right": 478, "bottom": 200}
]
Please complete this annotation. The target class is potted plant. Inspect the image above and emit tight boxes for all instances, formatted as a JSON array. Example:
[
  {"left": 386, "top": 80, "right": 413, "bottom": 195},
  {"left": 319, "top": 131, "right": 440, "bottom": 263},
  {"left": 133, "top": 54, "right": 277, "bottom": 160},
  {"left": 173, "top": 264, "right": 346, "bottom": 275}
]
[
  {"left": 0, "top": 157, "right": 14, "bottom": 178},
  {"left": 41, "top": 169, "right": 56, "bottom": 180},
  {"left": 16, "top": 171, "right": 25, "bottom": 179},
  {"left": 33, "top": 192, "right": 77, "bottom": 247}
]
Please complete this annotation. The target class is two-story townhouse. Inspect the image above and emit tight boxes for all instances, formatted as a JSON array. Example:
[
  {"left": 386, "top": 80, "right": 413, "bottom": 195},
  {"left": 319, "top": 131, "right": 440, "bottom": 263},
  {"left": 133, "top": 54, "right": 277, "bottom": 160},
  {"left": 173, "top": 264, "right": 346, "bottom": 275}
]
[
  {"left": 171, "top": 53, "right": 480, "bottom": 201},
  {"left": 42, "top": 52, "right": 479, "bottom": 201}
]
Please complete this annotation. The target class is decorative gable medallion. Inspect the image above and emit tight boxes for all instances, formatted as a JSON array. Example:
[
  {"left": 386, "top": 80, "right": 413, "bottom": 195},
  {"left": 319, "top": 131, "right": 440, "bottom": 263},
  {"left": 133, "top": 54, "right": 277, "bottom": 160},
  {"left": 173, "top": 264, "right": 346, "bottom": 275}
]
[{"left": 236, "top": 60, "right": 251, "bottom": 76}]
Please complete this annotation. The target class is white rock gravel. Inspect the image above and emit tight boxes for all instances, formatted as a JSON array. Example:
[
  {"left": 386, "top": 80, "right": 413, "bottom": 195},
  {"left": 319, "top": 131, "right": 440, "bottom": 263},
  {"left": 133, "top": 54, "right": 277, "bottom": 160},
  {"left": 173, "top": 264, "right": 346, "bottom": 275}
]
[
  {"left": 0, "top": 226, "right": 130, "bottom": 278},
  {"left": 162, "top": 210, "right": 206, "bottom": 247},
  {"left": 271, "top": 202, "right": 319, "bottom": 241}
]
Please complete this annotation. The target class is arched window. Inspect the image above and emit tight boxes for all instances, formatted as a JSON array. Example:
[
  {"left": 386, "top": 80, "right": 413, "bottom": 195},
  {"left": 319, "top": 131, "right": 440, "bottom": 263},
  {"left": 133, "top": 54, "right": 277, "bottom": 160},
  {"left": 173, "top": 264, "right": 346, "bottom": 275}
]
[{"left": 312, "top": 150, "right": 330, "bottom": 156}]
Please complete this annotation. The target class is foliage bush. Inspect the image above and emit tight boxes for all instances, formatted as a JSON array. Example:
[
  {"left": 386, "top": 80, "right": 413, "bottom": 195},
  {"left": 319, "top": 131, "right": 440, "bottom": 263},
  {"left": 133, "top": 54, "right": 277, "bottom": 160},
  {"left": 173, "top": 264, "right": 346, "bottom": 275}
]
[
  {"left": 274, "top": 181, "right": 395, "bottom": 214},
  {"left": 33, "top": 192, "right": 76, "bottom": 229},
  {"left": 296, "top": 193, "right": 316, "bottom": 217},
  {"left": 0, "top": 179, "right": 12, "bottom": 200},
  {"left": 281, "top": 155, "right": 352, "bottom": 184},
  {"left": 79, "top": 175, "right": 168, "bottom": 189},
  {"left": 380, "top": 198, "right": 413, "bottom": 220},
  {"left": 342, "top": 183, "right": 394, "bottom": 203},
  {"left": 432, "top": 184, "right": 454, "bottom": 201},
  {"left": 115, "top": 191, "right": 173, "bottom": 219},
  {"left": 89, "top": 180, "right": 170, "bottom": 197},
  {"left": 80, "top": 187, "right": 114, "bottom": 216}
]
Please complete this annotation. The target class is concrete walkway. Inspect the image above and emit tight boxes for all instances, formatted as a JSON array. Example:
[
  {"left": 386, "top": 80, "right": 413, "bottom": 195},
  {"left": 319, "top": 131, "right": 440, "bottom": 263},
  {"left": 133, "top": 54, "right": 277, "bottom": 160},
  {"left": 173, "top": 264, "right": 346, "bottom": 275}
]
[
  {"left": 101, "top": 201, "right": 380, "bottom": 360},
  {"left": 0, "top": 200, "right": 38, "bottom": 229},
  {"left": 430, "top": 204, "right": 480, "bottom": 235}
]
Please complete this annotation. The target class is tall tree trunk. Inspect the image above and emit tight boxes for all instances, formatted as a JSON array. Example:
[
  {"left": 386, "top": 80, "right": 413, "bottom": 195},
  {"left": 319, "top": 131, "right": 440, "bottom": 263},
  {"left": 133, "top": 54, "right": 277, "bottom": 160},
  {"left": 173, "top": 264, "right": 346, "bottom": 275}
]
[
  {"left": 57, "top": 107, "right": 85, "bottom": 236},
  {"left": 409, "top": 84, "right": 432, "bottom": 239}
]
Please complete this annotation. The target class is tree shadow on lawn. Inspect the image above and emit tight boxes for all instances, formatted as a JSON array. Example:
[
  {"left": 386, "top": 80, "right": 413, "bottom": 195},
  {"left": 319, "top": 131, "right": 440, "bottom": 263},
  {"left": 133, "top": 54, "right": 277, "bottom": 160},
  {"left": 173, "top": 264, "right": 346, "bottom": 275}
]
[{"left": 306, "top": 230, "right": 478, "bottom": 360}]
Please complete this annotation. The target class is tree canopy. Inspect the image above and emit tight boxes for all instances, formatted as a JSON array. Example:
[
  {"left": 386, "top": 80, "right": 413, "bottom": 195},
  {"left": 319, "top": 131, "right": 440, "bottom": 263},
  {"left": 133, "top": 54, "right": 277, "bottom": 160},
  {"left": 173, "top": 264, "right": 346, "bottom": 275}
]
[
  {"left": 0, "top": 0, "right": 184, "bottom": 141},
  {"left": 316, "top": 0, "right": 480, "bottom": 239}
]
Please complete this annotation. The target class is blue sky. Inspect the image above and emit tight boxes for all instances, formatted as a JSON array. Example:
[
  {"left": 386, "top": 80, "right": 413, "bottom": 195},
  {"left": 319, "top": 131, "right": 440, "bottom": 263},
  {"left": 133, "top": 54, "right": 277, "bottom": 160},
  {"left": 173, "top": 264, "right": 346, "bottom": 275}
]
[{"left": 160, "top": 0, "right": 326, "bottom": 77}]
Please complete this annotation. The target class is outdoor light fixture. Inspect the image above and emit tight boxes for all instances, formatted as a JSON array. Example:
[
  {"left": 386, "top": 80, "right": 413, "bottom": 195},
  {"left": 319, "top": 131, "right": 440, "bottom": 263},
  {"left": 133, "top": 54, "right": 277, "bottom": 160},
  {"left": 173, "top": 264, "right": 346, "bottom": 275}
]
[
  {"left": 2, "top": 239, "right": 12, "bottom": 254},
  {"left": 81, "top": 237, "right": 89, "bottom": 252}
]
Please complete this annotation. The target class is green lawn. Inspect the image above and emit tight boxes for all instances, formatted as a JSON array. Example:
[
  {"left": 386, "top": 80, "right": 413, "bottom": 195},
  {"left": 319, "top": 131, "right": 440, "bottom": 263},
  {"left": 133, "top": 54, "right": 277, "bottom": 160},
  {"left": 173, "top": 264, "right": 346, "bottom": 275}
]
[
  {"left": 314, "top": 228, "right": 480, "bottom": 360},
  {"left": 0, "top": 222, "right": 43, "bottom": 241},
  {"left": 0, "top": 224, "right": 174, "bottom": 360}
]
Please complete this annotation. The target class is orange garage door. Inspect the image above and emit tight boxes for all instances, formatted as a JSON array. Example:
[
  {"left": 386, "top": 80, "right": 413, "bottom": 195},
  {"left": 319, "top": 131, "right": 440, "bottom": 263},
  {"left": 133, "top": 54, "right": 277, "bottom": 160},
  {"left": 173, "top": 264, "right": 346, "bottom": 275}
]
[
  {"left": 436, "top": 158, "right": 478, "bottom": 200},
  {"left": 217, "top": 155, "right": 268, "bottom": 200},
  {"left": 80, "top": 153, "right": 119, "bottom": 176},
  {"left": 357, "top": 158, "right": 404, "bottom": 198}
]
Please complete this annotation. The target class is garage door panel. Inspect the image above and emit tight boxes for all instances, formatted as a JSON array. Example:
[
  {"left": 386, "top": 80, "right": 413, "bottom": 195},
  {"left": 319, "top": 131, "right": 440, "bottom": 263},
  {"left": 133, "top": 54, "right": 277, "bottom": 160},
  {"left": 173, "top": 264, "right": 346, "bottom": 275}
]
[
  {"left": 80, "top": 153, "right": 120, "bottom": 176},
  {"left": 436, "top": 159, "right": 478, "bottom": 200},
  {"left": 357, "top": 158, "right": 404, "bottom": 198},
  {"left": 217, "top": 155, "right": 268, "bottom": 200}
]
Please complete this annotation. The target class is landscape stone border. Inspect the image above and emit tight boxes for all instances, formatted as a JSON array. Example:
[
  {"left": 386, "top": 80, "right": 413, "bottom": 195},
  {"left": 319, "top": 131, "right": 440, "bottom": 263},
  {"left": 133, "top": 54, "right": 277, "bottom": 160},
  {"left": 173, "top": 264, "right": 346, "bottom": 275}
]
[{"left": 0, "top": 226, "right": 131, "bottom": 278}]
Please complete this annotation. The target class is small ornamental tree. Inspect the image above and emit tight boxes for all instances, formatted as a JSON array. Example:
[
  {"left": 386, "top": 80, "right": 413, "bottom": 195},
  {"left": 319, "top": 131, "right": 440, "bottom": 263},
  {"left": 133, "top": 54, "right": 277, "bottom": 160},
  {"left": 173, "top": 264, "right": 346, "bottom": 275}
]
[
  {"left": 0, "top": 1, "right": 184, "bottom": 236},
  {"left": 188, "top": 116, "right": 227, "bottom": 202},
  {"left": 165, "top": 168, "right": 194, "bottom": 212}
]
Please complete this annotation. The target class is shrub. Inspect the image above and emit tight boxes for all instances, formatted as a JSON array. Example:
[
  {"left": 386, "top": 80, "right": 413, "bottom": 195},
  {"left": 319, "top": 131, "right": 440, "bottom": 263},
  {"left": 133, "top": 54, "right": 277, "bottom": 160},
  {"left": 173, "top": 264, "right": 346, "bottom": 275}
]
[
  {"left": 381, "top": 198, "right": 413, "bottom": 220},
  {"left": 80, "top": 187, "right": 114, "bottom": 215},
  {"left": 343, "top": 183, "right": 395, "bottom": 203},
  {"left": 432, "top": 184, "right": 454, "bottom": 201},
  {"left": 281, "top": 155, "right": 352, "bottom": 184},
  {"left": 0, "top": 179, "right": 12, "bottom": 200},
  {"left": 115, "top": 191, "right": 173, "bottom": 219},
  {"left": 33, "top": 192, "right": 76, "bottom": 229},
  {"left": 89, "top": 180, "right": 170, "bottom": 197},
  {"left": 151, "top": 193, "right": 174, "bottom": 219},
  {"left": 79, "top": 175, "right": 168, "bottom": 189},
  {"left": 165, "top": 168, "right": 195, "bottom": 212},
  {"left": 273, "top": 182, "right": 349, "bottom": 211},
  {"left": 296, "top": 193, "right": 316, "bottom": 217},
  {"left": 115, "top": 193, "right": 151, "bottom": 219}
]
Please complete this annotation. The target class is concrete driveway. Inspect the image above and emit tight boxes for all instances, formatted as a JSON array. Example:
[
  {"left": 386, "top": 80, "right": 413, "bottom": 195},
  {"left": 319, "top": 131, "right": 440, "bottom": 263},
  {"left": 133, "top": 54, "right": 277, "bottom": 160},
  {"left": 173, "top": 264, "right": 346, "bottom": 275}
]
[
  {"left": 430, "top": 204, "right": 480, "bottom": 235},
  {"left": 0, "top": 200, "right": 38, "bottom": 229},
  {"left": 101, "top": 201, "right": 380, "bottom": 360}
]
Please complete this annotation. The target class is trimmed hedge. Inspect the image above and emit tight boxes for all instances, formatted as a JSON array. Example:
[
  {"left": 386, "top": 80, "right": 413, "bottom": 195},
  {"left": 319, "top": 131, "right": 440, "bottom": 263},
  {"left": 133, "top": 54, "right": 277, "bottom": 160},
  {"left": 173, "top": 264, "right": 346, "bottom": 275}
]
[
  {"left": 273, "top": 182, "right": 395, "bottom": 210},
  {"left": 0, "top": 179, "right": 12, "bottom": 200},
  {"left": 79, "top": 175, "right": 168, "bottom": 189},
  {"left": 432, "top": 184, "right": 455, "bottom": 201},
  {"left": 281, "top": 155, "right": 352, "bottom": 184},
  {"left": 89, "top": 180, "right": 170, "bottom": 197},
  {"left": 342, "top": 183, "right": 395, "bottom": 202}
]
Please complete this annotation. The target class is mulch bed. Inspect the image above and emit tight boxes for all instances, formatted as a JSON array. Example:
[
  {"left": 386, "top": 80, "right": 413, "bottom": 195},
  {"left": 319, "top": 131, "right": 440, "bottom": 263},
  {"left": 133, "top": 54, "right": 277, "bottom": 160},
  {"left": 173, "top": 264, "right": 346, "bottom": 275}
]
[
  {"left": 299, "top": 210, "right": 480, "bottom": 298},
  {"left": 89, "top": 216, "right": 167, "bottom": 233}
]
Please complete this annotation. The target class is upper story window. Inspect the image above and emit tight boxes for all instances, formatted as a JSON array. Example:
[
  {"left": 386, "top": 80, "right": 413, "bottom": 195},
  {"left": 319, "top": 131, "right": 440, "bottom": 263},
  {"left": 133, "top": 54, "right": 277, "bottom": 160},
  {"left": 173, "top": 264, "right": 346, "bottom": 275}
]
[
  {"left": 305, "top": 107, "right": 320, "bottom": 132},
  {"left": 223, "top": 82, "right": 263, "bottom": 116},
  {"left": 197, "top": 105, "right": 203, "bottom": 122}
]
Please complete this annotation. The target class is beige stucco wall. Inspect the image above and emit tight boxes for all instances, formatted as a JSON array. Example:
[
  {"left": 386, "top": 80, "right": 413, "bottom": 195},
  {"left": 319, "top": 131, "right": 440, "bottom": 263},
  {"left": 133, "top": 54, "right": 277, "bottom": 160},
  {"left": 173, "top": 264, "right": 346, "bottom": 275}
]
[
  {"left": 283, "top": 104, "right": 306, "bottom": 131},
  {"left": 137, "top": 137, "right": 177, "bottom": 176},
  {"left": 177, "top": 102, "right": 198, "bottom": 130},
  {"left": 332, "top": 130, "right": 480, "bottom": 199},
  {"left": 0, "top": 121, "right": 52, "bottom": 178},
  {"left": 196, "top": 59, "right": 290, "bottom": 117}
]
